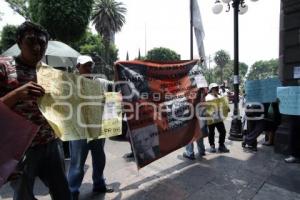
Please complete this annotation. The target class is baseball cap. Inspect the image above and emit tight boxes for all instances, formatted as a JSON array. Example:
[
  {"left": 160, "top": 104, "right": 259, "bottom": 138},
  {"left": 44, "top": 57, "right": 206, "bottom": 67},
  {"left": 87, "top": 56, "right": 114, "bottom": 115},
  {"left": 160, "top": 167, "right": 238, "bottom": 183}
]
[
  {"left": 209, "top": 83, "right": 219, "bottom": 91},
  {"left": 77, "top": 55, "right": 94, "bottom": 65}
]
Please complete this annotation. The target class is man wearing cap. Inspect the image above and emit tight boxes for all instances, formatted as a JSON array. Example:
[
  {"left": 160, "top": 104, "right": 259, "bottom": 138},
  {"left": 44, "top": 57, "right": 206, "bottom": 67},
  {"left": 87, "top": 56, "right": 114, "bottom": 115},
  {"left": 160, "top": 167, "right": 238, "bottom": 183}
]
[
  {"left": 205, "top": 83, "right": 230, "bottom": 153},
  {"left": 67, "top": 55, "right": 114, "bottom": 200},
  {"left": 75, "top": 55, "right": 94, "bottom": 75}
]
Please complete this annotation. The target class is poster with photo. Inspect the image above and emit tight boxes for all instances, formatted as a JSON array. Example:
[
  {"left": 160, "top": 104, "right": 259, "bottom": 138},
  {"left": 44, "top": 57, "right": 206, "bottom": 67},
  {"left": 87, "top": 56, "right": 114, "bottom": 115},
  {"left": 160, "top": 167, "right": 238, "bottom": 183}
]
[{"left": 115, "top": 60, "right": 204, "bottom": 168}]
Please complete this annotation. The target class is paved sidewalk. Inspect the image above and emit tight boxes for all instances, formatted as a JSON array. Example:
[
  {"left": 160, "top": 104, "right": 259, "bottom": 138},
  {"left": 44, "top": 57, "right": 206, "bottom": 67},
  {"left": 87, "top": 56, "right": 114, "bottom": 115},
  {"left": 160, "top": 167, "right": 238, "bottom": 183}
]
[
  {"left": 1, "top": 103, "right": 300, "bottom": 200},
  {"left": 1, "top": 133, "right": 299, "bottom": 200}
]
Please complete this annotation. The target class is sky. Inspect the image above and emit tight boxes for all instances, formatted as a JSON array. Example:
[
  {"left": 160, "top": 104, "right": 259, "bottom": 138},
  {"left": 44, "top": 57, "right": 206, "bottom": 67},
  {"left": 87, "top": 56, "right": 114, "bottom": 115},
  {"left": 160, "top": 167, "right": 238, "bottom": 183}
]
[{"left": 0, "top": 0, "right": 281, "bottom": 67}]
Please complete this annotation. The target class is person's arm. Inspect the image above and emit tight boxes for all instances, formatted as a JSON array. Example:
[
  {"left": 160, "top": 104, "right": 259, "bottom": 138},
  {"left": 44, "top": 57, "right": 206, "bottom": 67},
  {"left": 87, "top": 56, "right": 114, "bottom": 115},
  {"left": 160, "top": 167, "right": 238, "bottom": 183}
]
[
  {"left": 0, "top": 59, "right": 45, "bottom": 107},
  {"left": 0, "top": 81, "right": 45, "bottom": 108}
]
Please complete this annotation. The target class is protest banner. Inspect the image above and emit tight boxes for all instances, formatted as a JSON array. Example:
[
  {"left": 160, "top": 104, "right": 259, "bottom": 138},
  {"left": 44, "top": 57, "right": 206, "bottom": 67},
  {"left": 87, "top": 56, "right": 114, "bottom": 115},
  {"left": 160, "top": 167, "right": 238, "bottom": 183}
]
[
  {"left": 37, "top": 64, "right": 122, "bottom": 141},
  {"left": 0, "top": 102, "right": 40, "bottom": 188},
  {"left": 245, "top": 77, "right": 281, "bottom": 103},
  {"left": 115, "top": 60, "right": 204, "bottom": 168},
  {"left": 277, "top": 86, "right": 300, "bottom": 116}
]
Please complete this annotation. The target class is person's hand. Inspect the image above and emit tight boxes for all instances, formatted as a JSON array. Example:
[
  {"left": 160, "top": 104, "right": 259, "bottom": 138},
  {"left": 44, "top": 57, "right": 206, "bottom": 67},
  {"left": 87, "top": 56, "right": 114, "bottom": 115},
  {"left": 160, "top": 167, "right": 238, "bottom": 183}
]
[
  {"left": 15, "top": 81, "right": 45, "bottom": 100},
  {"left": 0, "top": 81, "right": 45, "bottom": 107}
]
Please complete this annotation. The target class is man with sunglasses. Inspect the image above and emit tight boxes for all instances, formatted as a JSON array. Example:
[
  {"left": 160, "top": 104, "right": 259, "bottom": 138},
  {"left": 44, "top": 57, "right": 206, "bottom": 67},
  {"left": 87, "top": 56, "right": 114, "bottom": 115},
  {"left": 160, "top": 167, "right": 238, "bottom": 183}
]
[{"left": 0, "top": 21, "right": 71, "bottom": 200}]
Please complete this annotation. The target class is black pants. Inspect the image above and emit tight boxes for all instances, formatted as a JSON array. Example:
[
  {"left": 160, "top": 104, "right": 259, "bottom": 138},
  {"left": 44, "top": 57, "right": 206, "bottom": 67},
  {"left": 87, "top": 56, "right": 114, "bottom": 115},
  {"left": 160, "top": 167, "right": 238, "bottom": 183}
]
[
  {"left": 208, "top": 122, "right": 226, "bottom": 146},
  {"left": 244, "top": 120, "right": 265, "bottom": 146},
  {"left": 11, "top": 139, "right": 71, "bottom": 200}
]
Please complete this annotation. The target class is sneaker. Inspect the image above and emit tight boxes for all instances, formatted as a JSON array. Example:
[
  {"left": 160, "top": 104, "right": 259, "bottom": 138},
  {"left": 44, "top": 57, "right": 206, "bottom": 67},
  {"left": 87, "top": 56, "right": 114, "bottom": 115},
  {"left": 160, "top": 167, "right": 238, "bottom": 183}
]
[
  {"left": 200, "top": 151, "right": 206, "bottom": 156},
  {"left": 284, "top": 156, "right": 300, "bottom": 163},
  {"left": 210, "top": 146, "right": 217, "bottom": 153},
  {"left": 123, "top": 152, "right": 134, "bottom": 159},
  {"left": 93, "top": 185, "right": 114, "bottom": 193},
  {"left": 242, "top": 144, "right": 257, "bottom": 152},
  {"left": 242, "top": 141, "right": 246, "bottom": 148},
  {"left": 242, "top": 141, "right": 257, "bottom": 151},
  {"left": 183, "top": 152, "right": 195, "bottom": 160},
  {"left": 218, "top": 145, "right": 230, "bottom": 153}
]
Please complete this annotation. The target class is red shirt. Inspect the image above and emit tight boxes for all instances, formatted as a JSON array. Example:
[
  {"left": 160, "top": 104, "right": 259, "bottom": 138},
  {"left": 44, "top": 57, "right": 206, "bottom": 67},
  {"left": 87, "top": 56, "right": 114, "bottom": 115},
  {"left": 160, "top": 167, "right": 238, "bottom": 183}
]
[{"left": 0, "top": 56, "right": 55, "bottom": 146}]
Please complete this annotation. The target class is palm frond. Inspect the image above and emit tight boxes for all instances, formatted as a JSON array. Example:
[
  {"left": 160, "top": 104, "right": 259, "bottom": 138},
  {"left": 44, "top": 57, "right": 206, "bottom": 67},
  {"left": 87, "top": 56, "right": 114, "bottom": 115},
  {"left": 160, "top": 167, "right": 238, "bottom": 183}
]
[{"left": 92, "top": 0, "right": 127, "bottom": 42}]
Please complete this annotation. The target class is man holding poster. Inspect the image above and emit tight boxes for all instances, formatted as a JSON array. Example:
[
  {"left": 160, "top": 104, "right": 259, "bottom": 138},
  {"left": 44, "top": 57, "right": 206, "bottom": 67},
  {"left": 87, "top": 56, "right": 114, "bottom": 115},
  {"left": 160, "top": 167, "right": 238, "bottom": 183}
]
[
  {"left": 205, "top": 83, "right": 230, "bottom": 153},
  {"left": 67, "top": 56, "right": 113, "bottom": 200},
  {"left": 0, "top": 21, "right": 70, "bottom": 200}
]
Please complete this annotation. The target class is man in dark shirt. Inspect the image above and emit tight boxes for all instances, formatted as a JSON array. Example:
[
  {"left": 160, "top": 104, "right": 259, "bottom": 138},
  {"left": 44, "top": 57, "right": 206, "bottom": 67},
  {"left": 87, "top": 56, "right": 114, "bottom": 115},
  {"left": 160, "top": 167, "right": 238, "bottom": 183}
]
[{"left": 0, "top": 21, "right": 70, "bottom": 200}]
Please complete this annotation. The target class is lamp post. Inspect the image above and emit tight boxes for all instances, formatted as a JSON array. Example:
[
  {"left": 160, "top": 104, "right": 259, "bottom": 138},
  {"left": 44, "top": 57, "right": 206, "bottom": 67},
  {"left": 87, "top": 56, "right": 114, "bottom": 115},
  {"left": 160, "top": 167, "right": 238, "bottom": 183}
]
[{"left": 212, "top": 0, "right": 258, "bottom": 141}]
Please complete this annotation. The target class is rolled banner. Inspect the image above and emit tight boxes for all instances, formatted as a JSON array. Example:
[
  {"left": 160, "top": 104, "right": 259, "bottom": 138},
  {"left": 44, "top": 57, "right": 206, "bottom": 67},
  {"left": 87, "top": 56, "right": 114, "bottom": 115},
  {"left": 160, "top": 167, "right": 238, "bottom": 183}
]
[{"left": 0, "top": 102, "right": 40, "bottom": 188}]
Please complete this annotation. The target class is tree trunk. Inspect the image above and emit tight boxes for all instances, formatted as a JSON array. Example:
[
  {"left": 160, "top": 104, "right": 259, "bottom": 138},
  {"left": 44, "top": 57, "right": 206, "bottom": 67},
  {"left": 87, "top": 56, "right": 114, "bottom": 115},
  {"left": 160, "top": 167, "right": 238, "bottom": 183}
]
[{"left": 220, "top": 66, "right": 223, "bottom": 83}]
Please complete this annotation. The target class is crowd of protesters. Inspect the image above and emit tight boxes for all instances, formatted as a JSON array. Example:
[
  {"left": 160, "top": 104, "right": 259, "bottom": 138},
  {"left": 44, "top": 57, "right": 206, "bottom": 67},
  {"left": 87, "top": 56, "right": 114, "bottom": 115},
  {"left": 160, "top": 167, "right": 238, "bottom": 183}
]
[
  {"left": 181, "top": 81, "right": 299, "bottom": 164},
  {"left": 0, "top": 21, "right": 299, "bottom": 200}
]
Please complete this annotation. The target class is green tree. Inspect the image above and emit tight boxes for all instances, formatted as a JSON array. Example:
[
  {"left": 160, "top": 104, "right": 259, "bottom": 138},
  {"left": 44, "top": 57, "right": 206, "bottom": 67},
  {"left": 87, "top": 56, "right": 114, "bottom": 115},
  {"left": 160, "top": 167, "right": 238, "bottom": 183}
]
[
  {"left": 223, "top": 61, "right": 248, "bottom": 89},
  {"left": 71, "top": 31, "right": 104, "bottom": 55},
  {"left": 5, "top": 0, "right": 31, "bottom": 20},
  {"left": 213, "top": 50, "right": 230, "bottom": 83},
  {"left": 0, "top": 25, "right": 17, "bottom": 53},
  {"left": 247, "top": 59, "right": 279, "bottom": 80},
  {"left": 202, "top": 67, "right": 215, "bottom": 84},
  {"left": 146, "top": 47, "right": 180, "bottom": 61},
  {"left": 29, "top": 0, "right": 94, "bottom": 43},
  {"left": 92, "top": 0, "right": 127, "bottom": 45},
  {"left": 204, "top": 61, "right": 248, "bottom": 89},
  {"left": 238, "top": 62, "right": 248, "bottom": 78},
  {"left": 134, "top": 49, "right": 146, "bottom": 60},
  {"left": 126, "top": 51, "right": 129, "bottom": 60},
  {"left": 91, "top": 43, "right": 118, "bottom": 80},
  {"left": 6, "top": 0, "right": 93, "bottom": 43},
  {"left": 91, "top": 0, "right": 126, "bottom": 77},
  {"left": 138, "top": 48, "right": 141, "bottom": 60},
  {"left": 223, "top": 61, "right": 248, "bottom": 80},
  {"left": 70, "top": 30, "right": 118, "bottom": 79}
]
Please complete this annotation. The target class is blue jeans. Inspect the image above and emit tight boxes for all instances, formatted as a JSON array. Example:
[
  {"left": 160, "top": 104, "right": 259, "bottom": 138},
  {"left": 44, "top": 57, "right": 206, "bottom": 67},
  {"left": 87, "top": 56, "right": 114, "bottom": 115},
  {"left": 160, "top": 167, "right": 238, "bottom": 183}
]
[
  {"left": 185, "top": 138, "right": 205, "bottom": 156},
  {"left": 68, "top": 139, "right": 106, "bottom": 194},
  {"left": 10, "top": 139, "right": 71, "bottom": 200},
  {"left": 185, "top": 120, "right": 208, "bottom": 156}
]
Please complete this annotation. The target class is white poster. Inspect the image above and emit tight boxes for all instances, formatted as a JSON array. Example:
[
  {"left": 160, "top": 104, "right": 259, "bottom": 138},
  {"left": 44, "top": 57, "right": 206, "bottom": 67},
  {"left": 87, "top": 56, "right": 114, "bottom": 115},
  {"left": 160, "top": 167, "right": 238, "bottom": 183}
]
[{"left": 293, "top": 66, "right": 300, "bottom": 79}]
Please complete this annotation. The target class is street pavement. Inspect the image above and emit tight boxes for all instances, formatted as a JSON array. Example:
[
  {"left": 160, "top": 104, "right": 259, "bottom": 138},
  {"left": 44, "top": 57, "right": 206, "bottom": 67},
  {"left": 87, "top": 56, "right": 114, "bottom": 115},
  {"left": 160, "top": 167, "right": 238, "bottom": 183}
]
[{"left": 1, "top": 105, "right": 300, "bottom": 200}]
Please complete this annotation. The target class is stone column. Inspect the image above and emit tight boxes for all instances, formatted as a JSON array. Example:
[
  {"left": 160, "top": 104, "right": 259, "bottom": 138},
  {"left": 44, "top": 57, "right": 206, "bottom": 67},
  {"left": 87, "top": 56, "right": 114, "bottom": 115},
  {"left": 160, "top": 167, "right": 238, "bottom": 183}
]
[{"left": 275, "top": 0, "right": 300, "bottom": 154}]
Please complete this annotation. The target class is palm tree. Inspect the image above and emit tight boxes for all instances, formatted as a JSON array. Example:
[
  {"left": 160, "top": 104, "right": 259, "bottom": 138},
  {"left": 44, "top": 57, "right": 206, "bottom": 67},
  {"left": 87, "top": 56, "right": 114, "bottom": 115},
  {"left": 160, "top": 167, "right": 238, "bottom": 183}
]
[
  {"left": 214, "top": 50, "right": 230, "bottom": 83},
  {"left": 92, "top": 0, "right": 127, "bottom": 45}
]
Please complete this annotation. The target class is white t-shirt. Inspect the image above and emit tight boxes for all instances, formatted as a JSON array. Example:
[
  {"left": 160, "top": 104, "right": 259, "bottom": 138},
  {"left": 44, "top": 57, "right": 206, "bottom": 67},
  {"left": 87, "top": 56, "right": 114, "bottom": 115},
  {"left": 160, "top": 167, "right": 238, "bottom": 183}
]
[
  {"left": 205, "top": 93, "right": 221, "bottom": 101},
  {"left": 219, "top": 88, "right": 229, "bottom": 97}
]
